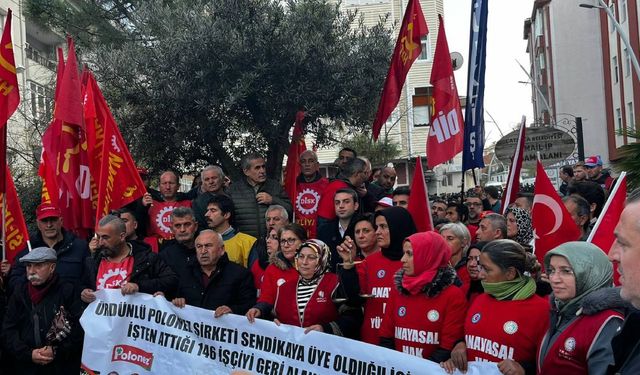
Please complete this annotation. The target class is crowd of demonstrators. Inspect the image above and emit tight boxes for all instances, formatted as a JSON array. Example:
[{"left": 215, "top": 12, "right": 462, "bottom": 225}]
[{"left": 4, "top": 148, "right": 640, "bottom": 374}]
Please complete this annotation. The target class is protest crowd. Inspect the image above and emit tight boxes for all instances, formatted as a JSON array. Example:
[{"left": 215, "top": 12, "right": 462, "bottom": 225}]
[{"left": 1, "top": 145, "right": 639, "bottom": 375}]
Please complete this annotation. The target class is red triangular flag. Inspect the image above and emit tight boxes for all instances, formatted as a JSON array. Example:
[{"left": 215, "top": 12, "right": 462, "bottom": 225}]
[
  {"left": 588, "top": 172, "right": 626, "bottom": 285},
  {"left": 85, "top": 72, "right": 146, "bottom": 222},
  {"left": 0, "top": 9, "right": 20, "bottom": 192},
  {"left": 426, "top": 15, "right": 464, "bottom": 169},
  {"left": 501, "top": 117, "right": 526, "bottom": 214},
  {"left": 532, "top": 160, "right": 581, "bottom": 265},
  {"left": 408, "top": 157, "right": 433, "bottom": 232},
  {"left": 372, "top": 0, "right": 428, "bottom": 140},
  {"left": 2, "top": 164, "right": 29, "bottom": 263},
  {"left": 283, "top": 111, "right": 306, "bottom": 207}
]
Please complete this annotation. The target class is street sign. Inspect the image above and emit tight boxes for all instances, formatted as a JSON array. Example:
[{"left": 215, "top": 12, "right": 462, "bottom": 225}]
[{"left": 494, "top": 126, "right": 575, "bottom": 167}]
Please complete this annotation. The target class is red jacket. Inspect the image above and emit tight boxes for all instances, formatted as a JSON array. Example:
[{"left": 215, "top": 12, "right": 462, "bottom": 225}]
[
  {"left": 257, "top": 263, "right": 298, "bottom": 305},
  {"left": 356, "top": 252, "right": 402, "bottom": 344},
  {"left": 316, "top": 179, "right": 349, "bottom": 221},
  {"left": 537, "top": 309, "right": 623, "bottom": 374},
  {"left": 295, "top": 176, "right": 329, "bottom": 239},
  {"left": 274, "top": 273, "right": 339, "bottom": 327},
  {"left": 379, "top": 285, "right": 467, "bottom": 359},
  {"left": 250, "top": 261, "right": 266, "bottom": 292},
  {"left": 465, "top": 293, "right": 550, "bottom": 363}
]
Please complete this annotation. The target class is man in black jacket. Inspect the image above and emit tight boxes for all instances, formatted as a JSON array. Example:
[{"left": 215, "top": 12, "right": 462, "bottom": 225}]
[
  {"left": 160, "top": 207, "right": 198, "bottom": 276},
  {"left": 7, "top": 203, "right": 89, "bottom": 292},
  {"left": 171, "top": 230, "right": 256, "bottom": 317},
  {"left": 2, "top": 247, "right": 83, "bottom": 374},
  {"left": 80, "top": 215, "right": 178, "bottom": 304}
]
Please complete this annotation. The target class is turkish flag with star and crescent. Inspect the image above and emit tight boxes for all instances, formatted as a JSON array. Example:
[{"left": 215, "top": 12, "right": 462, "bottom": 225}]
[{"left": 532, "top": 160, "right": 581, "bottom": 266}]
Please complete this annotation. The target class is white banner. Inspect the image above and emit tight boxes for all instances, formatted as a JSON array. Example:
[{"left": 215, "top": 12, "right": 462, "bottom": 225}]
[{"left": 80, "top": 290, "right": 500, "bottom": 375}]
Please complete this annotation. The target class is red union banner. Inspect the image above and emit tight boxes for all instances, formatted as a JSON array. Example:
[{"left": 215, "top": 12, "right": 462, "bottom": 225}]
[
  {"left": 83, "top": 73, "right": 146, "bottom": 223},
  {"left": 2, "top": 164, "right": 29, "bottom": 263},
  {"left": 371, "top": 0, "right": 428, "bottom": 141},
  {"left": 0, "top": 9, "right": 20, "bottom": 192},
  {"left": 426, "top": 15, "right": 464, "bottom": 169}
]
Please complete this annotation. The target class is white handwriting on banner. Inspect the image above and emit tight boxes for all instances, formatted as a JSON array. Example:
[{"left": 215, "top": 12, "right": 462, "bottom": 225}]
[{"left": 80, "top": 290, "right": 501, "bottom": 375}]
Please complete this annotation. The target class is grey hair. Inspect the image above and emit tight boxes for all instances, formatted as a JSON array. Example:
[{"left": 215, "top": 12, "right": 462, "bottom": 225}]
[
  {"left": 98, "top": 214, "right": 126, "bottom": 234},
  {"left": 196, "top": 229, "right": 224, "bottom": 246},
  {"left": 266, "top": 205, "right": 289, "bottom": 221},
  {"left": 200, "top": 165, "right": 225, "bottom": 181},
  {"left": 439, "top": 222, "right": 471, "bottom": 252},
  {"left": 342, "top": 158, "right": 366, "bottom": 178},
  {"left": 482, "top": 213, "right": 508, "bottom": 239},
  {"left": 240, "top": 153, "right": 264, "bottom": 171},
  {"left": 171, "top": 207, "right": 195, "bottom": 221}
]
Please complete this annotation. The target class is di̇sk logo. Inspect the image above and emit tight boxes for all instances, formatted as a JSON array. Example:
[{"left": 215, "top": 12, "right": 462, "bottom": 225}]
[
  {"left": 97, "top": 268, "right": 129, "bottom": 290},
  {"left": 376, "top": 270, "right": 386, "bottom": 279},
  {"left": 532, "top": 194, "right": 564, "bottom": 240},
  {"left": 155, "top": 206, "right": 175, "bottom": 234},
  {"left": 398, "top": 306, "right": 407, "bottom": 317},
  {"left": 296, "top": 188, "right": 321, "bottom": 215}
]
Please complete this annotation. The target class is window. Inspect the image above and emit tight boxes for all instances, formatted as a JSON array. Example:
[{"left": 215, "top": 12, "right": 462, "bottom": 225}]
[
  {"left": 624, "top": 48, "right": 631, "bottom": 77},
  {"left": 628, "top": 102, "right": 635, "bottom": 131},
  {"left": 620, "top": 0, "right": 627, "bottom": 23},
  {"left": 419, "top": 35, "right": 432, "bottom": 61},
  {"left": 534, "top": 10, "right": 544, "bottom": 37},
  {"left": 412, "top": 87, "right": 432, "bottom": 127},
  {"left": 616, "top": 108, "right": 623, "bottom": 132},
  {"left": 29, "top": 81, "right": 53, "bottom": 121},
  {"left": 613, "top": 56, "right": 619, "bottom": 83},
  {"left": 609, "top": 2, "right": 616, "bottom": 32}
]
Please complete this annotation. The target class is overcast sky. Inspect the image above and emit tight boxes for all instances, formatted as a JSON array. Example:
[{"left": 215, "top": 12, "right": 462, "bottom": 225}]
[{"left": 443, "top": 0, "right": 534, "bottom": 146}]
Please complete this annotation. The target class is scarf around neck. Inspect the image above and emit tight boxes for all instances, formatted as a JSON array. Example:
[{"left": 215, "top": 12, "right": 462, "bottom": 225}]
[{"left": 482, "top": 276, "right": 536, "bottom": 301}]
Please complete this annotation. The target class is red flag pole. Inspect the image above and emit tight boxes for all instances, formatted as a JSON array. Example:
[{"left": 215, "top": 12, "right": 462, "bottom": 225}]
[
  {"left": 587, "top": 171, "right": 627, "bottom": 243},
  {"left": 501, "top": 116, "right": 526, "bottom": 214}
]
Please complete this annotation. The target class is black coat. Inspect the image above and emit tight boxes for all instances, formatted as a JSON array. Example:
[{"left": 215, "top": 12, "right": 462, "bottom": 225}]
[
  {"left": 9, "top": 230, "right": 89, "bottom": 293},
  {"left": 175, "top": 253, "right": 256, "bottom": 314},
  {"left": 159, "top": 240, "right": 197, "bottom": 277},
  {"left": 81, "top": 241, "right": 178, "bottom": 299},
  {"left": 1, "top": 275, "right": 83, "bottom": 374},
  {"left": 608, "top": 309, "right": 640, "bottom": 374}
]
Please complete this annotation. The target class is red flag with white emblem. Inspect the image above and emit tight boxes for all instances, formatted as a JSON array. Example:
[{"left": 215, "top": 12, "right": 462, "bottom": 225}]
[
  {"left": 426, "top": 15, "right": 464, "bottom": 169},
  {"left": 588, "top": 172, "right": 626, "bottom": 285},
  {"left": 0, "top": 9, "right": 20, "bottom": 192},
  {"left": 532, "top": 160, "right": 581, "bottom": 265}
]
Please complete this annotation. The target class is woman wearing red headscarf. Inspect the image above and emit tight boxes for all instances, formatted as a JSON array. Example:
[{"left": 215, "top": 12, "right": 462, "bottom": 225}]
[{"left": 379, "top": 232, "right": 467, "bottom": 362}]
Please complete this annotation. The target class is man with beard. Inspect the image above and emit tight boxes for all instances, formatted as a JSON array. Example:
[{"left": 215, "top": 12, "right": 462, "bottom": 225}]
[
  {"left": 80, "top": 215, "right": 178, "bottom": 304},
  {"left": 1, "top": 247, "right": 83, "bottom": 374},
  {"left": 160, "top": 207, "right": 199, "bottom": 276}
]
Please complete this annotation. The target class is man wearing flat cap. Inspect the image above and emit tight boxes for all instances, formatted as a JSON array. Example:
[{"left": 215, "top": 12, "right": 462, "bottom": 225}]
[
  {"left": 7, "top": 203, "right": 89, "bottom": 292},
  {"left": 1, "top": 247, "right": 83, "bottom": 374}
]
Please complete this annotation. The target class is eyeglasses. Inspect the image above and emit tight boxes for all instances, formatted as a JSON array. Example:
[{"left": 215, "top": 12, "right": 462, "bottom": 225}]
[
  {"left": 280, "top": 238, "right": 298, "bottom": 246},
  {"left": 295, "top": 254, "right": 319, "bottom": 261},
  {"left": 546, "top": 267, "right": 575, "bottom": 278}
]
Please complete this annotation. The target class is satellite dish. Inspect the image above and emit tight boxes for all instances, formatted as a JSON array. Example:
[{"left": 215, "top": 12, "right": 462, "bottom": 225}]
[{"left": 451, "top": 52, "right": 464, "bottom": 71}]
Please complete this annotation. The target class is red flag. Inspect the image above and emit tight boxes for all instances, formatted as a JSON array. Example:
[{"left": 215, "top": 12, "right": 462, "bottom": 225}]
[
  {"left": 52, "top": 37, "right": 93, "bottom": 234},
  {"left": 588, "top": 172, "right": 626, "bottom": 285},
  {"left": 408, "top": 157, "right": 433, "bottom": 232},
  {"left": 426, "top": 15, "right": 464, "bottom": 169},
  {"left": 501, "top": 117, "right": 526, "bottom": 214},
  {"left": 2, "top": 164, "right": 29, "bottom": 263},
  {"left": 283, "top": 111, "right": 306, "bottom": 206},
  {"left": 532, "top": 160, "right": 581, "bottom": 265},
  {"left": 371, "top": 0, "right": 428, "bottom": 140},
  {"left": 85, "top": 72, "right": 146, "bottom": 222},
  {"left": 0, "top": 9, "right": 20, "bottom": 192}
]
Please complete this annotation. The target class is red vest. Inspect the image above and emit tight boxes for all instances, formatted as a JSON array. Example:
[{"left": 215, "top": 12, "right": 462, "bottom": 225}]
[
  {"left": 379, "top": 286, "right": 467, "bottom": 359},
  {"left": 538, "top": 310, "right": 623, "bottom": 374},
  {"left": 316, "top": 180, "right": 349, "bottom": 221},
  {"left": 257, "top": 264, "right": 299, "bottom": 305},
  {"left": 295, "top": 177, "right": 329, "bottom": 239},
  {"left": 250, "top": 261, "right": 266, "bottom": 292},
  {"left": 356, "top": 252, "right": 402, "bottom": 344},
  {"left": 274, "top": 273, "right": 339, "bottom": 327},
  {"left": 465, "top": 293, "right": 550, "bottom": 363},
  {"left": 455, "top": 264, "right": 471, "bottom": 298},
  {"left": 147, "top": 200, "right": 192, "bottom": 240}
]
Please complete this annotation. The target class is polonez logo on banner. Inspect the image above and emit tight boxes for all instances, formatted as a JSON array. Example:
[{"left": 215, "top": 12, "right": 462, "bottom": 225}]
[{"left": 80, "top": 290, "right": 500, "bottom": 375}]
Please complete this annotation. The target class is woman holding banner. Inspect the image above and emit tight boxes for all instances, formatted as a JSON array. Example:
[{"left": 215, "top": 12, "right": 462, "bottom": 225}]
[
  {"left": 378, "top": 232, "right": 467, "bottom": 362},
  {"left": 246, "top": 224, "right": 307, "bottom": 321},
  {"left": 268, "top": 239, "right": 360, "bottom": 337},
  {"left": 441, "top": 240, "right": 549, "bottom": 375},
  {"left": 537, "top": 242, "right": 624, "bottom": 374}
]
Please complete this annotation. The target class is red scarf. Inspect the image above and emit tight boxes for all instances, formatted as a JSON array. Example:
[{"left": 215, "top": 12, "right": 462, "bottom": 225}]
[
  {"left": 28, "top": 273, "right": 58, "bottom": 305},
  {"left": 402, "top": 232, "right": 450, "bottom": 295}
]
